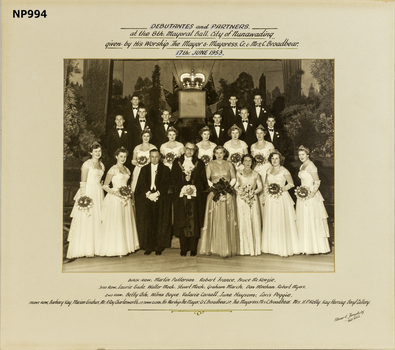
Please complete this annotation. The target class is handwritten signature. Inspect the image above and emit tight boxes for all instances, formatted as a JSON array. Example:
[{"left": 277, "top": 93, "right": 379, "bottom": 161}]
[{"left": 334, "top": 310, "right": 365, "bottom": 322}]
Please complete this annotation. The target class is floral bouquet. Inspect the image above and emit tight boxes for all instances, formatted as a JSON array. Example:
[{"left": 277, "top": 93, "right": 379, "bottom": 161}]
[
  {"left": 230, "top": 152, "right": 242, "bottom": 165},
  {"left": 295, "top": 186, "right": 311, "bottom": 201},
  {"left": 200, "top": 155, "right": 211, "bottom": 165},
  {"left": 137, "top": 155, "right": 148, "bottom": 166},
  {"left": 77, "top": 196, "right": 94, "bottom": 216},
  {"left": 210, "top": 177, "right": 236, "bottom": 202},
  {"left": 180, "top": 185, "right": 197, "bottom": 199},
  {"left": 165, "top": 152, "right": 176, "bottom": 164},
  {"left": 266, "top": 183, "right": 283, "bottom": 200},
  {"left": 254, "top": 154, "right": 265, "bottom": 165},
  {"left": 239, "top": 184, "right": 256, "bottom": 207},
  {"left": 118, "top": 185, "right": 132, "bottom": 206}
]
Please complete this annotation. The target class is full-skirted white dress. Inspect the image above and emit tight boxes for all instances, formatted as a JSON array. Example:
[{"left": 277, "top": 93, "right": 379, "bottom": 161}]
[
  {"left": 67, "top": 159, "right": 104, "bottom": 258},
  {"left": 296, "top": 161, "right": 330, "bottom": 254},
  {"left": 223, "top": 140, "right": 248, "bottom": 170},
  {"left": 99, "top": 166, "right": 139, "bottom": 256},
  {"left": 261, "top": 167, "right": 300, "bottom": 257},
  {"left": 235, "top": 170, "right": 263, "bottom": 256},
  {"left": 251, "top": 141, "right": 274, "bottom": 215}
]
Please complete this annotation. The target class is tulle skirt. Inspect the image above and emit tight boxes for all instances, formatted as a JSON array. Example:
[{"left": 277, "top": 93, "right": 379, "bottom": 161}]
[
  {"left": 236, "top": 195, "right": 262, "bottom": 256},
  {"left": 296, "top": 191, "right": 330, "bottom": 254},
  {"left": 67, "top": 183, "right": 104, "bottom": 258},
  {"left": 199, "top": 193, "right": 239, "bottom": 258},
  {"left": 98, "top": 193, "right": 139, "bottom": 256},
  {"left": 261, "top": 191, "right": 300, "bottom": 257}
]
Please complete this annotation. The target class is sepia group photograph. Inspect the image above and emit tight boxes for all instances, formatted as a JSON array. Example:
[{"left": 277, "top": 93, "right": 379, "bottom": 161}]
[{"left": 63, "top": 58, "right": 335, "bottom": 273}]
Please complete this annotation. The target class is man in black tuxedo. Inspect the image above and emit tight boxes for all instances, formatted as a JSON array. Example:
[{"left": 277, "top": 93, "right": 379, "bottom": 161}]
[
  {"left": 153, "top": 109, "right": 175, "bottom": 148},
  {"left": 123, "top": 94, "right": 144, "bottom": 132},
  {"left": 249, "top": 94, "right": 270, "bottom": 127},
  {"left": 236, "top": 108, "right": 257, "bottom": 148},
  {"left": 171, "top": 143, "right": 208, "bottom": 256},
  {"left": 106, "top": 114, "right": 133, "bottom": 171},
  {"left": 209, "top": 113, "right": 228, "bottom": 146},
  {"left": 221, "top": 95, "right": 239, "bottom": 130},
  {"left": 134, "top": 149, "right": 172, "bottom": 255},
  {"left": 264, "top": 115, "right": 284, "bottom": 154},
  {"left": 130, "top": 107, "right": 155, "bottom": 151}
]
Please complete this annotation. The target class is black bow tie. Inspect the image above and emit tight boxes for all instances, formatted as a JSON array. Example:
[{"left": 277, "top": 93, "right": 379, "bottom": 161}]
[
  {"left": 232, "top": 106, "right": 236, "bottom": 109},
  {"left": 242, "top": 120, "right": 248, "bottom": 123},
  {"left": 139, "top": 120, "right": 146, "bottom": 123},
  {"left": 133, "top": 107, "right": 138, "bottom": 109},
  {"left": 268, "top": 129, "right": 274, "bottom": 132},
  {"left": 255, "top": 105, "right": 261, "bottom": 108},
  {"left": 214, "top": 124, "right": 221, "bottom": 127},
  {"left": 163, "top": 122, "right": 169, "bottom": 125},
  {"left": 117, "top": 127, "right": 123, "bottom": 130}
]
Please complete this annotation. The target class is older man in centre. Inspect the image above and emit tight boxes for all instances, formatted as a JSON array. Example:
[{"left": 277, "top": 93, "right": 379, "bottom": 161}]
[{"left": 171, "top": 142, "right": 208, "bottom": 256}]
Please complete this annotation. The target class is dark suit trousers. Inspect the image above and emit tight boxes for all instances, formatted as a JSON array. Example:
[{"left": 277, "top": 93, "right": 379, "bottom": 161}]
[{"left": 145, "top": 198, "right": 163, "bottom": 252}]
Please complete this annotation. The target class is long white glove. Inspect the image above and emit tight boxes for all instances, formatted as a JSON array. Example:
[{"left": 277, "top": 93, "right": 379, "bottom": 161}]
[
  {"left": 282, "top": 183, "right": 294, "bottom": 192},
  {"left": 103, "top": 185, "right": 119, "bottom": 197},
  {"left": 80, "top": 182, "right": 86, "bottom": 196},
  {"left": 230, "top": 178, "right": 236, "bottom": 187},
  {"left": 311, "top": 180, "right": 321, "bottom": 197}
]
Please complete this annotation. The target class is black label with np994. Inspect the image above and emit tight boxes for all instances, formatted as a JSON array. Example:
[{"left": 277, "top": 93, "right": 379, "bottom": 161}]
[{"left": 13, "top": 10, "right": 47, "bottom": 18}]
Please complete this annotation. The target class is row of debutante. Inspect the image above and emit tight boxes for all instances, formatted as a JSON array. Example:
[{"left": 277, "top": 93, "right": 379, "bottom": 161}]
[{"left": 66, "top": 117, "right": 331, "bottom": 260}]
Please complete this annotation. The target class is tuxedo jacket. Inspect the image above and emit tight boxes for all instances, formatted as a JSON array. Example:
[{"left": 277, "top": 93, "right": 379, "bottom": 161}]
[
  {"left": 130, "top": 118, "right": 156, "bottom": 150},
  {"left": 264, "top": 128, "right": 284, "bottom": 154},
  {"left": 123, "top": 102, "right": 145, "bottom": 131},
  {"left": 106, "top": 127, "right": 133, "bottom": 158},
  {"left": 221, "top": 105, "right": 240, "bottom": 130},
  {"left": 208, "top": 123, "right": 229, "bottom": 146},
  {"left": 249, "top": 104, "right": 270, "bottom": 127},
  {"left": 153, "top": 121, "right": 175, "bottom": 149},
  {"left": 236, "top": 119, "right": 257, "bottom": 148}
]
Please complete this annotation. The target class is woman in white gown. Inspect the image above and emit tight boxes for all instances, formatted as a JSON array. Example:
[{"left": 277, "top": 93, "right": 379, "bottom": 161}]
[
  {"left": 67, "top": 142, "right": 105, "bottom": 259},
  {"left": 160, "top": 126, "right": 185, "bottom": 170},
  {"left": 251, "top": 125, "right": 274, "bottom": 213},
  {"left": 196, "top": 126, "right": 217, "bottom": 166},
  {"left": 223, "top": 124, "right": 248, "bottom": 170},
  {"left": 99, "top": 147, "right": 140, "bottom": 257},
  {"left": 261, "top": 150, "right": 300, "bottom": 257},
  {"left": 296, "top": 146, "right": 330, "bottom": 254},
  {"left": 235, "top": 154, "right": 263, "bottom": 256},
  {"left": 130, "top": 127, "right": 157, "bottom": 192}
]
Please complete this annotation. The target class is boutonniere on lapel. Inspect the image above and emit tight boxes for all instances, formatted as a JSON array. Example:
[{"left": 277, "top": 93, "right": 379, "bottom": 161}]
[
  {"left": 155, "top": 170, "right": 158, "bottom": 175},
  {"left": 124, "top": 131, "right": 128, "bottom": 133},
  {"left": 275, "top": 132, "right": 280, "bottom": 137}
]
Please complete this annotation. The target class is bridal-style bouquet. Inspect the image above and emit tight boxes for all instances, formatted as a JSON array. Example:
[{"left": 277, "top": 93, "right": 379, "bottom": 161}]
[
  {"left": 118, "top": 185, "right": 132, "bottom": 205},
  {"left": 165, "top": 152, "right": 175, "bottom": 164},
  {"left": 137, "top": 155, "right": 148, "bottom": 166},
  {"left": 295, "top": 186, "right": 311, "bottom": 201},
  {"left": 77, "top": 196, "right": 94, "bottom": 216},
  {"left": 210, "top": 177, "right": 236, "bottom": 202},
  {"left": 230, "top": 153, "right": 242, "bottom": 165},
  {"left": 266, "top": 183, "right": 283, "bottom": 200},
  {"left": 238, "top": 184, "right": 256, "bottom": 207},
  {"left": 200, "top": 155, "right": 211, "bottom": 165},
  {"left": 254, "top": 154, "right": 265, "bottom": 165}
]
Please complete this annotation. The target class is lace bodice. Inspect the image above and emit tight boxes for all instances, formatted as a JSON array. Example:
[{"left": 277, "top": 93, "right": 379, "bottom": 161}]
[
  {"left": 160, "top": 142, "right": 185, "bottom": 157},
  {"left": 83, "top": 159, "right": 104, "bottom": 184},
  {"left": 134, "top": 144, "right": 156, "bottom": 167},
  {"left": 224, "top": 140, "right": 248, "bottom": 157},
  {"left": 236, "top": 170, "right": 262, "bottom": 190},
  {"left": 197, "top": 141, "right": 216, "bottom": 161},
  {"left": 108, "top": 166, "right": 130, "bottom": 190},
  {"left": 208, "top": 160, "right": 233, "bottom": 183},
  {"left": 266, "top": 167, "right": 290, "bottom": 187},
  {"left": 298, "top": 161, "right": 318, "bottom": 189},
  {"left": 251, "top": 142, "right": 274, "bottom": 160}
]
